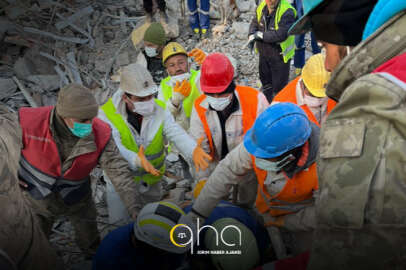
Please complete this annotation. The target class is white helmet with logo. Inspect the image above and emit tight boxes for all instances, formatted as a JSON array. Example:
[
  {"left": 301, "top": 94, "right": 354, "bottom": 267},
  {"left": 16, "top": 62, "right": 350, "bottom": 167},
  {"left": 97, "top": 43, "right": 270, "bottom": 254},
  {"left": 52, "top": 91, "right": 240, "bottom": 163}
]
[
  {"left": 134, "top": 201, "right": 196, "bottom": 254},
  {"left": 120, "top": 63, "right": 158, "bottom": 97}
]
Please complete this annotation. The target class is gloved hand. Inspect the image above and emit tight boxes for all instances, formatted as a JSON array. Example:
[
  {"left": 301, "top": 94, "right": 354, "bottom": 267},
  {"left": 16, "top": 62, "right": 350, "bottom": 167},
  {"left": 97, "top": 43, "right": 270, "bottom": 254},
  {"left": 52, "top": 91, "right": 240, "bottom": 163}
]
[
  {"left": 193, "top": 179, "right": 207, "bottom": 199},
  {"left": 265, "top": 216, "right": 285, "bottom": 228},
  {"left": 138, "top": 145, "right": 161, "bottom": 176},
  {"left": 192, "top": 137, "right": 212, "bottom": 172},
  {"left": 253, "top": 31, "right": 264, "bottom": 41},
  {"left": 174, "top": 80, "right": 191, "bottom": 97},
  {"left": 188, "top": 48, "right": 206, "bottom": 65}
]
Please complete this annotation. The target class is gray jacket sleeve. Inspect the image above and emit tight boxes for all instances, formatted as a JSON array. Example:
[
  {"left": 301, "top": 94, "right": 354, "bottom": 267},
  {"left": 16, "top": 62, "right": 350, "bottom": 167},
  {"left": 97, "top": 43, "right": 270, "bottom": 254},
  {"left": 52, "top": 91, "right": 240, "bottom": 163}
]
[
  {"left": 192, "top": 143, "right": 254, "bottom": 217},
  {"left": 263, "top": 9, "right": 295, "bottom": 44},
  {"left": 99, "top": 137, "right": 141, "bottom": 218}
]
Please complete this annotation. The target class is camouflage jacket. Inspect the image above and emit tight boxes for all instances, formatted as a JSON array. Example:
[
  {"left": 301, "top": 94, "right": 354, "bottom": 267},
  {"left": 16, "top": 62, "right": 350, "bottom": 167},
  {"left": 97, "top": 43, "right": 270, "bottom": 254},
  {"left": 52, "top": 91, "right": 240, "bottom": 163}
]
[
  {"left": 0, "top": 106, "right": 61, "bottom": 269},
  {"left": 308, "top": 11, "right": 406, "bottom": 270}
]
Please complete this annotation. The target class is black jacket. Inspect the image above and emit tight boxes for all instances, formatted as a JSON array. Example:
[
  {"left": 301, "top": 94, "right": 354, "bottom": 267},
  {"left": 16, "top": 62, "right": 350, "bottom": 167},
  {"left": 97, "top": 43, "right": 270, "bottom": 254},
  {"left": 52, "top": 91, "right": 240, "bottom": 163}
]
[{"left": 249, "top": 1, "right": 296, "bottom": 59}]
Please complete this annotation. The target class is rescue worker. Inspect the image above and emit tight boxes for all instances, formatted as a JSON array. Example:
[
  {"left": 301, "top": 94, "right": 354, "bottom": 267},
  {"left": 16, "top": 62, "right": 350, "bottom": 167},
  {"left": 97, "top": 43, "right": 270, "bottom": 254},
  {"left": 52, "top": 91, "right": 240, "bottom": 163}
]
[
  {"left": 133, "top": 22, "right": 168, "bottom": 84},
  {"left": 288, "top": 0, "right": 406, "bottom": 268},
  {"left": 248, "top": 0, "right": 296, "bottom": 102},
  {"left": 189, "top": 53, "right": 269, "bottom": 207},
  {"left": 0, "top": 106, "right": 62, "bottom": 270},
  {"left": 98, "top": 64, "right": 211, "bottom": 223},
  {"left": 93, "top": 201, "right": 194, "bottom": 270},
  {"left": 188, "top": 103, "right": 320, "bottom": 255},
  {"left": 93, "top": 201, "right": 271, "bottom": 270},
  {"left": 18, "top": 84, "right": 143, "bottom": 255},
  {"left": 158, "top": 42, "right": 205, "bottom": 131},
  {"left": 273, "top": 53, "right": 335, "bottom": 126}
]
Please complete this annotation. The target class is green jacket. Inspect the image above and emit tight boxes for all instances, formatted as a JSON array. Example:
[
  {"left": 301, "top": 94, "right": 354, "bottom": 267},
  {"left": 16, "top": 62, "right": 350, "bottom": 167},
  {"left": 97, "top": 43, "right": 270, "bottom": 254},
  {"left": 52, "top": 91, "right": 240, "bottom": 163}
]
[{"left": 309, "top": 11, "right": 406, "bottom": 270}]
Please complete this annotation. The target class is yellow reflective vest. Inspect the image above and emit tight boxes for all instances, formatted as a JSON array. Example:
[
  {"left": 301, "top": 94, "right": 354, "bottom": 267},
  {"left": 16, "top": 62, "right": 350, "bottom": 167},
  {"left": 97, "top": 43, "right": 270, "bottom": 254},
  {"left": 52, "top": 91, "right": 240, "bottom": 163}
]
[
  {"left": 101, "top": 99, "right": 166, "bottom": 185},
  {"left": 256, "top": 0, "right": 296, "bottom": 63},
  {"left": 159, "top": 69, "right": 201, "bottom": 118}
]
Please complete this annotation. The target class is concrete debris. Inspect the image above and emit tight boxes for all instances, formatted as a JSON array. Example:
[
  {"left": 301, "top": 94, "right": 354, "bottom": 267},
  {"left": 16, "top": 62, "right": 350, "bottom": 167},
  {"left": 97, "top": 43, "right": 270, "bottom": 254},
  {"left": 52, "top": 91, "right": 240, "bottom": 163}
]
[
  {"left": 26, "top": 75, "right": 60, "bottom": 92},
  {"left": 13, "top": 76, "right": 38, "bottom": 107},
  {"left": 24, "top": 27, "right": 90, "bottom": 45},
  {"left": 0, "top": 78, "right": 17, "bottom": 100},
  {"left": 66, "top": 52, "right": 83, "bottom": 84},
  {"left": 0, "top": 1, "right": 313, "bottom": 268},
  {"left": 231, "top": 21, "right": 251, "bottom": 40},
  {"left": 55, "top": 5, "right": 94, "bottom": 31}
]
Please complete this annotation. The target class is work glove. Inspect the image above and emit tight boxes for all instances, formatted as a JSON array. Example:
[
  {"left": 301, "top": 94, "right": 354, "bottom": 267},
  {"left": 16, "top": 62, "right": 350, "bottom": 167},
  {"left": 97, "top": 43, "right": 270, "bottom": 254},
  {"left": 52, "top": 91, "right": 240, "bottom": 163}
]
[
  {"left": 193, "top": 179, "right": 207, "bottom": 199},
  {"left": 138, "top": 145, "right": 161, "bottom": 176},
  {"left": 265, "top": 216, "right": 285, "bottom": 228},
  {"left": 174, "top": 80, "right": 191, "bottom": 97},
  {"left": 253, "top": 31, "right": 264, "bottom": 41},
  {"left": 188, "top": 48, "right": 206, "bottom": 65},
  {"left": 192, "top": 137, "right": 212, "bottom": 172}
]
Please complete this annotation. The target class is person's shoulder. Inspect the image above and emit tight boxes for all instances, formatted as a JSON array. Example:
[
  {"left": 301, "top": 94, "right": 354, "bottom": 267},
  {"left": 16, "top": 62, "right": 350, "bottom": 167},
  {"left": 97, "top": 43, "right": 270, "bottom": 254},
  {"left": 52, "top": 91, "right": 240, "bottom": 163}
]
[{"left": 99, "top": 223, "right": 134, "bottom": 250}]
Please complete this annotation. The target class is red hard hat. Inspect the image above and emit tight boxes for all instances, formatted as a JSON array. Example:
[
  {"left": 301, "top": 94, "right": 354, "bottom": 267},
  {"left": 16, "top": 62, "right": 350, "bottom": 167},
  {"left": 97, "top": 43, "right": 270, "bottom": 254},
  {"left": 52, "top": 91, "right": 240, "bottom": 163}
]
[{"left": 200, "top": 53, "right": 234, "bottom": 93}]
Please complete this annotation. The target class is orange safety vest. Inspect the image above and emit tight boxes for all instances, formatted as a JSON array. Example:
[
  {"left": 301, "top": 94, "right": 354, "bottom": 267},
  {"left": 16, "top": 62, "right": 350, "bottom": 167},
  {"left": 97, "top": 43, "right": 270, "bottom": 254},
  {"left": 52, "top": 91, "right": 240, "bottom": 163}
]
[
  {"left": 273, "top": 76, "right": 336, "bottom": 126},
  {"left": 194, "top": 86, "right": 259, "bottom": 157},
  {"left": 253, "top": 156, "right": 319, "bottom": 217}
]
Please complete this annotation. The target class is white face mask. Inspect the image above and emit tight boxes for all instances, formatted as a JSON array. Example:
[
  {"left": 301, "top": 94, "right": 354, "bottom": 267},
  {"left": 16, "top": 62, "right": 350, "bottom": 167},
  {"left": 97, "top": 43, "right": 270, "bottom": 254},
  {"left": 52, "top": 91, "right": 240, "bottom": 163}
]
[
  {"left": 303, "top": 94, "right": 327, "bottom": 107},
  {"left": 169, "top": 72, "right": 191, "bottom": 87},
  {"left": 206, "top": 95, "right": 232, "bottom": 111},
  {"left": 145, "top": 46, "right": 158, "bottom": 57},
  {"left": 132, "top": 99, "right": 155, "bottom": 116},
  {"left": 255, "top": 154, "right": 295, "bottom": 172}
]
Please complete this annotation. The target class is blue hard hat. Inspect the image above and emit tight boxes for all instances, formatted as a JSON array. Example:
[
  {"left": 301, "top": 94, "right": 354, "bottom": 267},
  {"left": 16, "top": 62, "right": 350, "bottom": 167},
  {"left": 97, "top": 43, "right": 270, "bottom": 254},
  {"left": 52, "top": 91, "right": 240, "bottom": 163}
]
[
  {"left": 289, "top": 0, "right": 324, "bottom": 35},
  {"left": 244, "top": 103, "right": 312, "bottom": 159}
]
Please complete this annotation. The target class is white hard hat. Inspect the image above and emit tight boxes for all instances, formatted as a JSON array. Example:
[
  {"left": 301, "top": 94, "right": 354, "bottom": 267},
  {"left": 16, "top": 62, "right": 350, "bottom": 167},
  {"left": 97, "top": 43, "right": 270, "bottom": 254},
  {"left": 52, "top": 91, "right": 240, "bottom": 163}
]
[
  {"left": 120, "top": 63, "right": 158, "bottom": 97},
  {"left": 134, "top": 201, "right": 196, "bottom": 254}
]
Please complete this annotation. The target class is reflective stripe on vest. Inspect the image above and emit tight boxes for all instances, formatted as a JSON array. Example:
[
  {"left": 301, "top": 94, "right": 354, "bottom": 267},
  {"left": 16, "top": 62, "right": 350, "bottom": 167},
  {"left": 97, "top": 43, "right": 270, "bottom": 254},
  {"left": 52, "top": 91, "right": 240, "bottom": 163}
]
[
  {"left": 273, "top": 76, "right": 337, "bottom": 126},
  {"left": 101, "top": 99, "right": 166, "bottom": 185},
  {"left": 256, "top": 0, "right": 297, "bottom": 63},
  {"left": 160, "top": 69, "right": 201, "bottom": 118},
  {"left": 194, "top": 86, "right": 260, "bottom": 157},
  {"left": 253, "top": 160, "right": 318, "bottom": 217},
  {"left": 18, "top": 106, "right": 111, "bottom": 205}
]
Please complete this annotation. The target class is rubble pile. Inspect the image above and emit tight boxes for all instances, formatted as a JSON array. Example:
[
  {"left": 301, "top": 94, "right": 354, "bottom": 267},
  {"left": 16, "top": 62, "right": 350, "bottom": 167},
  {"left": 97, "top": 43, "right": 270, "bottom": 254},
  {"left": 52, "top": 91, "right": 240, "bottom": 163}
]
[
  {"left": 0, "top": 0, "right": 148, "bottom": 111},
  {"left": 0, "top": 0, "right": 310, "bottom": 268}
]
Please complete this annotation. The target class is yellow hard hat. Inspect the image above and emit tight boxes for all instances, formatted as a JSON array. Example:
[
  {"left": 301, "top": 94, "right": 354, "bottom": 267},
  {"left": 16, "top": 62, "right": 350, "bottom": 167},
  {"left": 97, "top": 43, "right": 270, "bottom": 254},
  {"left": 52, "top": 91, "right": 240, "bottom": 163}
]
[
  {"left": 301, "top": 53, "right": 331, "bottom": 98},
  {"left": 162, "top": 42, "right": 188, "bottom": 64}
]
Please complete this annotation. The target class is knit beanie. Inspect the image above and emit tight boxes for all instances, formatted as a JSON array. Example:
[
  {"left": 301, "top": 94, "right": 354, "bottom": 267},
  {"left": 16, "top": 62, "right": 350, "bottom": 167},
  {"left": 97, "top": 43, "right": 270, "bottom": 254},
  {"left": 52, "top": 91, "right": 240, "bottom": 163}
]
[
  {"left": 56, "top": 83, "right": 98, "bottom": 119},
  {"left": 143, "top": 22, "right": 166, "bottom": 46}
]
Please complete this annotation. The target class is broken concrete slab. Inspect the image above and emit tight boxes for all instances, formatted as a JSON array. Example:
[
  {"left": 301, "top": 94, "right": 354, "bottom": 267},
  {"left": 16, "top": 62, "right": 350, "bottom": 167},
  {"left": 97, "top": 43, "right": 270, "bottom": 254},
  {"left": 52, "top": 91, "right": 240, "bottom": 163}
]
[
  {"left": 236, "top": 0, "right": 255, "bottom": 13},
  {"left": 55, "top": 5, "right": 94, "bottom": 30},
  {"left": 26, "top": 75, "right": 60, "bottom": 92},
  {"left": 232, "top": 21, "right": 250, "bottom": 40},
  {"left": 4, "top": 3, "right": 28, "bottom": 20},
  {"left": 116, "top": 51, "right": 130, "bottom": 67},
  {"left": 13, "top": 57, "right": 35, "bottom": 79},
  {"left": 0, "top": 78, "right": 17, "bottom": 100}
]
